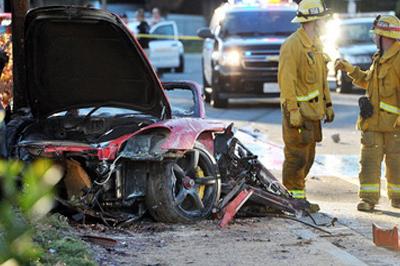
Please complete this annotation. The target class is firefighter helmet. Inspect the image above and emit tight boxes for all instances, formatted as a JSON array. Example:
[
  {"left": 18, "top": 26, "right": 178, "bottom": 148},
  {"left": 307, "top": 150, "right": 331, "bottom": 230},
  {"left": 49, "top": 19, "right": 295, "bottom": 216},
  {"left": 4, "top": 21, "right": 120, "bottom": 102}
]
[
  {"left": 292, "top": 0, "right": 331, "bottom": 23},
  {"left": 372, "top": 15, "right": 400, "bottom": 40}
]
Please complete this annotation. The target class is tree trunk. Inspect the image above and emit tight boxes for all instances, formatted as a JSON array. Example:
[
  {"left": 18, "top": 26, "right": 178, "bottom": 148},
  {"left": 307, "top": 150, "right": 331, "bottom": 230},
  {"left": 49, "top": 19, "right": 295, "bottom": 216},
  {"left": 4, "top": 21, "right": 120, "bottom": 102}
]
[{"left": 11, "top": 0, "right": 29, "bottom": 110}]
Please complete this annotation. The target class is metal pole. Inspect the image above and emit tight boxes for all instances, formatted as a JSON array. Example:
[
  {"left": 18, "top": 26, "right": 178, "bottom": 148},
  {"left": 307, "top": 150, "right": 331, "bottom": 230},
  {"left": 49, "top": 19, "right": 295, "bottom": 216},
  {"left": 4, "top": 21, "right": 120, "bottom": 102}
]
[
  {"left": 101, "top": 0, "right": 107, "bottom": 10},
  {"left": 11, "top": 0, "right": 29, "bottom": 110}
]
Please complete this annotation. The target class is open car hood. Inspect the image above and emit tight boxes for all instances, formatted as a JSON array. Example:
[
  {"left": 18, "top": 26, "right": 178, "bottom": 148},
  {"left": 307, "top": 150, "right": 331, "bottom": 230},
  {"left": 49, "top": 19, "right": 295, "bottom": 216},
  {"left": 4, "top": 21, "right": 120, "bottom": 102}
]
[{"left": 23, "top": 6, "right": 171, "bottom": 118}]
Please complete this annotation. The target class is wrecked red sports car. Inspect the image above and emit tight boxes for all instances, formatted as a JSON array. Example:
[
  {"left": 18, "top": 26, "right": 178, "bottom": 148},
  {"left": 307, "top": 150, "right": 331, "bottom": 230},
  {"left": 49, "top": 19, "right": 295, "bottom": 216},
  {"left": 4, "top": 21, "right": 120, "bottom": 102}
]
[{"left": 6, "top": 6, "right": 227, "bottom": 224}]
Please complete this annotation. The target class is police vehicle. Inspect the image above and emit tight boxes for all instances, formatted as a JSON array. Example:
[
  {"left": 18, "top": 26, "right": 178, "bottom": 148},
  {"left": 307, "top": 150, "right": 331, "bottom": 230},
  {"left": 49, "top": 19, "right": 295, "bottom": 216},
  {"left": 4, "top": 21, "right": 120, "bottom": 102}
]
[{"left": 197, "top": 0, "right": 298, "bottom": 108}]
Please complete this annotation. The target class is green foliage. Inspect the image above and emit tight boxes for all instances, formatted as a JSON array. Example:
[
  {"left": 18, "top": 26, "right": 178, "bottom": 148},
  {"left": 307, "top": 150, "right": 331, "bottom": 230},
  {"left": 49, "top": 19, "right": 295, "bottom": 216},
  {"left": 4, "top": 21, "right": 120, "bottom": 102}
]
[
  {"left": 0, "top": 160, "right": 63, "bottom": 265},
  {"left": 33, "top": 214, "right": 96, "bottom": 266}
]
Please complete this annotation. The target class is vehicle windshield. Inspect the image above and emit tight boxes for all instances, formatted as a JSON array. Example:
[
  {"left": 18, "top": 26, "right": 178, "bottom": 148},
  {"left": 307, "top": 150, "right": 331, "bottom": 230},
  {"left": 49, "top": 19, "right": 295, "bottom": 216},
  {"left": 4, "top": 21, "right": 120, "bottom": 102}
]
[
  {"left": 338, "top": 22, "right": 373, "bottom": 46},
  {"left": 220, "top": 10, "right": 298, "bottom": 37}
]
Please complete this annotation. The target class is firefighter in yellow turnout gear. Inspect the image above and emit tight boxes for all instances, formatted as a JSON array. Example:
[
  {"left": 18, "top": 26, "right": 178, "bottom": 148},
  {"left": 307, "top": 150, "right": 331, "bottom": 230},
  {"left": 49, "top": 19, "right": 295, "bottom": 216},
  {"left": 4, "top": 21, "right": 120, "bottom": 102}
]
[
  {"left": 336, "top": 15, "right": 400, "bottom": 211},
  {"left": 278, "top": 0, "right": 334, "bottom": 212}
]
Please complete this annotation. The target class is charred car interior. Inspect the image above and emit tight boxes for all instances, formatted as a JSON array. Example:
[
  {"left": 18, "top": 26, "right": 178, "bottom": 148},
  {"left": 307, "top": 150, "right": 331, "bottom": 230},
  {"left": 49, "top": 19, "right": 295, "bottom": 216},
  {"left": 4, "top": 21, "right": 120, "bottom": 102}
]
[{"left": 5, "top": 6, "right": 313, "bottom": 227}]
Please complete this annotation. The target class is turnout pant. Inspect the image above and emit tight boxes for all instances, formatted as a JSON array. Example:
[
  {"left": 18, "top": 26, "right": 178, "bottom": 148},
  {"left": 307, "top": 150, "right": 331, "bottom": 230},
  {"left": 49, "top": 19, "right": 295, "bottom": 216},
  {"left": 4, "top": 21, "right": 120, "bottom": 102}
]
[
  {"left": 282, "top": 115, "right": 322, "bottom": 199},
  {"left": 359, "top": 131, "right": 400, "bottom": 203}
]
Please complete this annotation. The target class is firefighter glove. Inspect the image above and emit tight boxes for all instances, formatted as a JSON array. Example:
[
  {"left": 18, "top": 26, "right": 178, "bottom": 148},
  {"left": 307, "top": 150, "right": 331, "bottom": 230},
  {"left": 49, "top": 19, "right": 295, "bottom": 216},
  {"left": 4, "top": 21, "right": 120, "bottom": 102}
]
[
  {"left": 325, "top": 106, "right": 335, "bottom": 123},
  {"left": 394, "top": 116, "right": 400, "bottom": 128},
  {"left": 335, "top": 59, "right": 355, "bottom": 73},
  {"left": 289, "top": 109, "right": 303, "bottom": 128}
]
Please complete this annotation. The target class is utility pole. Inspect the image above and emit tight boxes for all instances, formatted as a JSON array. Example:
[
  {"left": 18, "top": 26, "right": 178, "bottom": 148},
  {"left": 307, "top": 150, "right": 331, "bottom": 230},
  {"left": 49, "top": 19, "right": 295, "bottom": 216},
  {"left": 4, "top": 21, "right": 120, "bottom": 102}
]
[{"left": 11, "top": 0, "right": 29, "bottom": 110}]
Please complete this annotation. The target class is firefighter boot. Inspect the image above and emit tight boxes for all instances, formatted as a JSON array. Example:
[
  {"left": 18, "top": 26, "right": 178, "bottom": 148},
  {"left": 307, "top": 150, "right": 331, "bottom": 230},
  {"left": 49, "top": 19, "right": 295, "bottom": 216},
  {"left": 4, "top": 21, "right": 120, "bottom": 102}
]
[
  {"left": 357, "top": 199, "right": 375, "bottom": 212},
  {"left": 306, "top": 201, "right": 320, "bottom": 213}
]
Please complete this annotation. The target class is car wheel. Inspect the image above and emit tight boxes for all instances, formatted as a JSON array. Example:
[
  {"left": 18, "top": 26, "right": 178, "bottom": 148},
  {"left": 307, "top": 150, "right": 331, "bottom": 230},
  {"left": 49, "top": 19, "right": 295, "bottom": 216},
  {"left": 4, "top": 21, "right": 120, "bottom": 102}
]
[
  {"left": 336, "top": 70, "right": 352, "bottom": 94},
  {"left": 211, "top": 73, "right": 228, "bottom": 108},
  {"left": 202, "top": 74, "right": 211, "bottom": 104},
  {"left": 176, "top": 55, "right": 185, "bottom": 73},
  {"left": 201, "top": 59, "right": 211, "bottom": 103},
  {"left": 146, "top": 142, "right": 221, "bottom": 223}
]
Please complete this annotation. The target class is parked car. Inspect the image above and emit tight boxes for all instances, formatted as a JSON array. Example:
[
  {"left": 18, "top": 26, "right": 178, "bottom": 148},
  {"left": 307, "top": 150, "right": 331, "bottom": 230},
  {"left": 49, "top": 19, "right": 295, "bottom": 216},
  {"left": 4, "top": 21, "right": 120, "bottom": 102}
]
[
  {"left": 324, "top": 16, "right": 376, "bottom": 93},
  {"left": 7, "top": 6, "right": 226, "bottom": 224},
  {"left": 128, "top": 20, "right": 185, "bottom": 74},
  {"left": 198, "top": 2, "right": 298, "bottom": 108}
]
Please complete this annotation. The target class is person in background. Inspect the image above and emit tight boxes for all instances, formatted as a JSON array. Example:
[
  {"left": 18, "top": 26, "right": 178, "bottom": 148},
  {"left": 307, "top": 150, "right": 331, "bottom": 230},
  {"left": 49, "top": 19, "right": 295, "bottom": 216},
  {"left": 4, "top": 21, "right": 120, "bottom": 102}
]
[
  {"left": 136, "top": 9, "right": 150, "bottom": 54},
  {"left": 150, "top": 7, "right": 164, "bottom": 26}
]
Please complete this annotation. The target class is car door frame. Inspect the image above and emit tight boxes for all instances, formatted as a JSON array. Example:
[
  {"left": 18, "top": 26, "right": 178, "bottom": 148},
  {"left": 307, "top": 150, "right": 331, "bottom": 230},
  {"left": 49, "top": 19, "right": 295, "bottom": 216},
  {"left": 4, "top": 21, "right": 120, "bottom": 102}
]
[{"left": 162, "top": 81, "right": 206, "bottom": 119}]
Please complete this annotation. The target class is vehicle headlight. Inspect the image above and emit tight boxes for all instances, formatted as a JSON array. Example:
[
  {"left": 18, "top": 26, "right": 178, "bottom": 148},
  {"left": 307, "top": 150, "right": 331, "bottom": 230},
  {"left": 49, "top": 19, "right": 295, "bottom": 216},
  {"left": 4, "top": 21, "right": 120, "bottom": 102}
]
[
  {"left": 220, "top": 49, "right": 242, "bottom": 67},
  {"left": 120, "top": 132, "right": 168, "bottom": 158},
  {"left": 345, "top": 55, "right": 371, "bottom": 65}
]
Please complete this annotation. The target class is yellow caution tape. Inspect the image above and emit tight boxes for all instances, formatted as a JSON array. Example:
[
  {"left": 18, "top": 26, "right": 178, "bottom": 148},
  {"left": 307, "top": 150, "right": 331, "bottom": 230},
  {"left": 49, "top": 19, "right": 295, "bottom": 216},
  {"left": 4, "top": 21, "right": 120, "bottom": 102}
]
[{"left": 136, "top": 33, "right": 203, "bottom": 41}]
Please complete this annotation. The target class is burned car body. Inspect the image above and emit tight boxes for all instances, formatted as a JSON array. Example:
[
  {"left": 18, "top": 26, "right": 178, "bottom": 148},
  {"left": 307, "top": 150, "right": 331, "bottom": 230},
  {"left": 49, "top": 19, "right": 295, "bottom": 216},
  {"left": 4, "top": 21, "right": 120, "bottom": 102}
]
[{"left": 7, "top": 6, "right": 226, "bottom": 224}]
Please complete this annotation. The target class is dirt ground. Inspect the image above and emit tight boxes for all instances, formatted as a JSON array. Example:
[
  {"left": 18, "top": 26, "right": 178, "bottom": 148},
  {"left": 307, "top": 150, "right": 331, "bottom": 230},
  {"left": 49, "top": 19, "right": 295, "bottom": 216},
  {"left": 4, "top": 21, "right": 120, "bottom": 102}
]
[
  {"left": 74, "top": 174, "right": 400, "bottom": 266},
  {"left": 72, "top": 126, "right": 400, "bottom": 266}
]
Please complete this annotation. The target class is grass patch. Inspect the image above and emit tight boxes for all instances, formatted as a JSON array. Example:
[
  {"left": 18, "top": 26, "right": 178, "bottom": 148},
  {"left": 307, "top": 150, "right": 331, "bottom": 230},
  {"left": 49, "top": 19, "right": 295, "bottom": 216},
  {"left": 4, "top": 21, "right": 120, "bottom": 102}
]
[{"left": 33, "top": 214, "right": 96, "bottom": 266}]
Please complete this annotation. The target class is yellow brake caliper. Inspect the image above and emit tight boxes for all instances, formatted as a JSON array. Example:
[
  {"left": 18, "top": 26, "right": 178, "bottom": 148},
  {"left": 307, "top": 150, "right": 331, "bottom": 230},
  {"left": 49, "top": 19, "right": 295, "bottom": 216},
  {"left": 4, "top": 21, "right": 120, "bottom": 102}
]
[{"left": 196, "top": 167, "right": 206, "bottom": 200}]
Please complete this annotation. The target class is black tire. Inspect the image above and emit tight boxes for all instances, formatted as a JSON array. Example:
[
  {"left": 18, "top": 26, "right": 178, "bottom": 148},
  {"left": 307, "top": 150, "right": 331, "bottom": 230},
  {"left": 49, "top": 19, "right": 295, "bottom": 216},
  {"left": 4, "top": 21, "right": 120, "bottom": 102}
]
[
  {"left": 336, "top": 70, "right": 352, "bottom": 94},
  {"left": 146, "top": 143, "right": 221, "bottom": 223},
  {"left": 176, "top": 55, "right": 185, "bottom": 73},
  {"left": 211, "top": 86, "right": 228, "bottom": 108},
  {"left": 211, "top": 73, "right": 228, "bottom": 108},
  {"left": 202, "top": 69, "right": 211, "bottom": 103},
  {"left": 202, "top": 59, "right": 211, "bottom": 103}
]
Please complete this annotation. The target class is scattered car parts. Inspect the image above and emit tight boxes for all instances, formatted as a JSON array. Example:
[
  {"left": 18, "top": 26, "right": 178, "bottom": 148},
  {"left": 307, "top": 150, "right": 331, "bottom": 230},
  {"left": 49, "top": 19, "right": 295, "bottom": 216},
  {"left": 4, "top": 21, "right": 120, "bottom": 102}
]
[{"left": 213, "top": 127, "right": 312, "bottom": 228}]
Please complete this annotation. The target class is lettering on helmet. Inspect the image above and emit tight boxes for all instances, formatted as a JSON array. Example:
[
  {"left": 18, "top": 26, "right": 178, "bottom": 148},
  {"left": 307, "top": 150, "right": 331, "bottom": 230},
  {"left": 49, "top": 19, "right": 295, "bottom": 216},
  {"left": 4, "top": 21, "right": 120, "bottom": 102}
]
[
  {"left": 377, "top": 21, "right": 390, "bottom": 28},
  {"left": 308, "top": 7, "right": 321, "bottom": 15}
]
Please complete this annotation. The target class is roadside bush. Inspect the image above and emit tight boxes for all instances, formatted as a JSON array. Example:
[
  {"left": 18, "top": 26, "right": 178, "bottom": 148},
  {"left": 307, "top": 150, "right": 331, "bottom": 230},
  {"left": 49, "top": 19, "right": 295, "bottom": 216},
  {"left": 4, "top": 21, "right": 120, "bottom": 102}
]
[{"left": 0, "top": 160, "right": 62, "bottom": 265}]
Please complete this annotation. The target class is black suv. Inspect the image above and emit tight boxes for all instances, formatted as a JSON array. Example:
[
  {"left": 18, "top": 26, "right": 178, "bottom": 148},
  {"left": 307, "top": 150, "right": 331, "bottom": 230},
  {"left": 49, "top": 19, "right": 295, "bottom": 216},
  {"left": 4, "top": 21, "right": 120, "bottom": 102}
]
[{"left": 198, "top": 3, "right": 298, "bottom": 107}]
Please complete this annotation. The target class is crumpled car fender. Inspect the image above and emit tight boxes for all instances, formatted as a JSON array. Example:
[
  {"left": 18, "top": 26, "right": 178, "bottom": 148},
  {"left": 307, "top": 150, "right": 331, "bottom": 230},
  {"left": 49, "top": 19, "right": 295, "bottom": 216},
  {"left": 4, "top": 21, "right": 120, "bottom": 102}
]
[
  {"left": 155, "top": 118, "right": 226, "bottom": 151},
  {"left": 96, "top": 119, "right": 227, "bottom": 160},
  {"left": 106, "top": 118, "right": 225, "bottom": 155}
]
